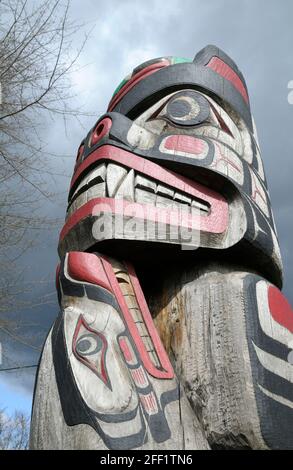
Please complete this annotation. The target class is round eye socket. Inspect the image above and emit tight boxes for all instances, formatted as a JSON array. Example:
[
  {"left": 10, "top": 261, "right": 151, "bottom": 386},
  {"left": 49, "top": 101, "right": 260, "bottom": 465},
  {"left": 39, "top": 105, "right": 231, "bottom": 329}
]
[
  {"left": 168, "top": 99, "right": 194, "bottom": 118},
  {"left": 76, "top": 333, "right": 103, "bottom": 357},
  {"left": 90, "top": 117, "right": 112, "bottom": 146},
  {"left": 165, "top": 91, "right": 210, "bottom": 127}
]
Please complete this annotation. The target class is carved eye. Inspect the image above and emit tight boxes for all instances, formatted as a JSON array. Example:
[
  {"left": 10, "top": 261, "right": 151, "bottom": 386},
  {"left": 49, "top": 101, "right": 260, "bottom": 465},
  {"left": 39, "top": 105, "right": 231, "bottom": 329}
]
[
  {"left": 73, "top": 316, "right": 111, "bottom": 389},
  {"left": 163, "top": 91, "right": 211, "bottom": 127},
  {"left": 76, "top": 333, "right": 103, "bottom": 357}
]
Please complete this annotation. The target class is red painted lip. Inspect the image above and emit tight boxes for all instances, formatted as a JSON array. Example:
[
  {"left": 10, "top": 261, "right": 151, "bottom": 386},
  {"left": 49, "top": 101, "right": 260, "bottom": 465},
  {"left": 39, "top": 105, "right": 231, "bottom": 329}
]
[
  {"left": 62, "top": 146, "right": 229, "bottom": 243},
  {"left": 60, "top": 196, "right": 228, "bottom": 243},
  {"left": 70, "top": 144, "right": 224, "bottom": 206}
]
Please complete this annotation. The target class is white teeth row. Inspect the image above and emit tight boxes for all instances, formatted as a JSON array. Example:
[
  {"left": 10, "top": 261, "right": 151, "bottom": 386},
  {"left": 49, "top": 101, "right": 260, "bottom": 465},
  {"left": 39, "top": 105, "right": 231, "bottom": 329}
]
[
  {"left": 113, "top": 264, "right": 161, "bottom": 369},
  {"left": 66, "top": 163, "right": 210, "bottom": 220}
]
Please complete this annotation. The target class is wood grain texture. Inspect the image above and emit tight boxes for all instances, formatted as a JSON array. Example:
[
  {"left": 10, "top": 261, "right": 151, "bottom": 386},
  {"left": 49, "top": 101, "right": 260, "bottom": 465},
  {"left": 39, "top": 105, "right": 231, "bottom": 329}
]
[
  {"left": 31, "top": 45, "right": 293, "bottom": 449},
  {"left": 151, "top": 264, "right": 267, "bottom": 449}
]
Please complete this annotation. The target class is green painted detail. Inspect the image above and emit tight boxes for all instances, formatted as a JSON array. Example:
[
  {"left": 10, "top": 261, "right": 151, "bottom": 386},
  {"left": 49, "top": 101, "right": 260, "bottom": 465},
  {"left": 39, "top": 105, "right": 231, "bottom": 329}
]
[
  {"left": 112, "top": 77, "right": 129, "bottom": 98},
  {"left": 171, "top": 56, "right": 193, "bottom": 64},
  {"left": 111, "top": 56, "right": 192, "bottom": 100}
]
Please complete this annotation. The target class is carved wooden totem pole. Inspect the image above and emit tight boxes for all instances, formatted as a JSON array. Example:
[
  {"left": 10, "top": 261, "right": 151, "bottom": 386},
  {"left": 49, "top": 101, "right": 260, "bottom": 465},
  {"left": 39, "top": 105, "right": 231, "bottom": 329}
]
[{"left": 30, "top": 46, "right": 293, "bottom": 450}]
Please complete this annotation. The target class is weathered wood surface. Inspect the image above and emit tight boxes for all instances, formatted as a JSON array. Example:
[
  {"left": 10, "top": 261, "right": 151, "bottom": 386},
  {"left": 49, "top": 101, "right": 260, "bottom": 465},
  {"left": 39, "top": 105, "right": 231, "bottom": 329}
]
[
  {"left": 30, "top": 256, "right": 210, "bottom": 450},
  {"left": 152, "top": 264, "right": 266, "bottom": 449},
  {"left": 30, "top": 45, "right": 293, "bottom": 449}
]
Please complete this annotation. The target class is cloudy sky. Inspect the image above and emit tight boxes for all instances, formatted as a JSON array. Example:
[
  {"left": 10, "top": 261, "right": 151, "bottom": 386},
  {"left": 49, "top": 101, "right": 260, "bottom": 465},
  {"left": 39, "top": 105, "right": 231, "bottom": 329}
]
[{"left": 1, "top": 0, "right": 293, "bottom": 418}]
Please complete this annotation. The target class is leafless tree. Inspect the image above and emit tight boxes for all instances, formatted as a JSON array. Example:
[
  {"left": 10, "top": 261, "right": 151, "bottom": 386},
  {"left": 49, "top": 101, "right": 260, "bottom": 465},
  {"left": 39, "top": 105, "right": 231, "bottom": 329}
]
[
  {"left": 0, "top": 0, "right": 89, "bottom": 351},
  {"left": 0, "top": 408, "right": 29, "bottom": 449}
]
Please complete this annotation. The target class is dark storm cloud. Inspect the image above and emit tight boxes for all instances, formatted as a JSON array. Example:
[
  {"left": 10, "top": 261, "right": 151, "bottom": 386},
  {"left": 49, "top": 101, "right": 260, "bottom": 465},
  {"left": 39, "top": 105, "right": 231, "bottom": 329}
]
[{"left": 1, "top": 0, "right": 292, "bottom": 402}]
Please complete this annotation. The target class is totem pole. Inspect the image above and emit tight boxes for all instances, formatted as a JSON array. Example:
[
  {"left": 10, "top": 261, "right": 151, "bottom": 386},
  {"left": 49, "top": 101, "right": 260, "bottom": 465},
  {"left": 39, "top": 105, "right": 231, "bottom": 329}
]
[{"left": 30, "top": 45, "right": 293, "bottom": 450}]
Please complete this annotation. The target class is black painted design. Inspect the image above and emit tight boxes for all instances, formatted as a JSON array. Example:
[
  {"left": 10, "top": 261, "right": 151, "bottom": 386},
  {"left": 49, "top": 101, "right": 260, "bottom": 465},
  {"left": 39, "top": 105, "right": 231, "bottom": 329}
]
[
  {"left": 243, "top": 274, "right": 293, "bottom": 449},
  {"left": 51, "top": 254, "right": 178, "bottom": 449},
  {"left": 163, "top": 91, "right": 211, "bottom": 127}
]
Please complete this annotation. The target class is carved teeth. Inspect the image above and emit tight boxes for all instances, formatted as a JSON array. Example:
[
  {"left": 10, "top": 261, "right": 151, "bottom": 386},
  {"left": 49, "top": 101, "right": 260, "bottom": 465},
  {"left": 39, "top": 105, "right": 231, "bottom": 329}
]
[
  {"left": 136, "top": 321, "right": 148, "bottom": 337},
  {"left": 74, "top": 164, "right": 106, "bottom": 193},
  {"left": 66, "top": 164, "right": 107, "bottom": 220},
  {"left": 87, "top": 182, "right": 106, "bottom": 201},
  {"left": 106, "top": 164, "right": 128, "bottom": 197},
  {"left": 156, "top": 195, "right": 174, "bottom": 209},
  {"left": 174, "top": 192, "right": 191, "bottom": 205},
  {"left": 124, "top": 295, "right": 138, "bottom": 309},
  {"left": 68, "top": 192, "right": 87, "bottom": 216},
  {"left": 115, "top": 169, "right": 135, "bottom": 202},
  {"left": 113, "top": 262, "right": 161, "bottom": 369},
  {"left": 157, "top": 184, "right": 174, "bottom": 198},
  {"left": 191, "top": 200, "right": 206, "bottom": 213},
  {"left": 135, "top": 188, "right": 156, "bottom": 205},
  {"left": 134, "top": 174, "right": 209, "bottom": 214},
  {"left": 67, "top": 162, "right": 210, "bottom": 219},
  {"left": 87, "top": 164, "right": 106, "bottom": 184},
  {"left": 135, "top": 175, "right": 156, "bottom": 193}
]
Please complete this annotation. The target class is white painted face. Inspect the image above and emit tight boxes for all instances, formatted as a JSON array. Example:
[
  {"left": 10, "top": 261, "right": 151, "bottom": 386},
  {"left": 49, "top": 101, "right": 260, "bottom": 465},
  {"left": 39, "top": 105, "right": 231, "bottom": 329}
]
[
  {"left": 130, "top": 90, "right": 244, "bottom": 154},
  {"left": 127, "top": 89, "right": 268, "bottom": 216},
  {"left": 63, "top": 299, "right": 139, "bottom": 414}
]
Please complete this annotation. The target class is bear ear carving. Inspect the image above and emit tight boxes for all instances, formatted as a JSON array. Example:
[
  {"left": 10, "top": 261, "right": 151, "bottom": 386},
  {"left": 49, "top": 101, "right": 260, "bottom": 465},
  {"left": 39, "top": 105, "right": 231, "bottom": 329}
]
[{"left": 194, "top": 45, "right": 249, "bottom": 104}]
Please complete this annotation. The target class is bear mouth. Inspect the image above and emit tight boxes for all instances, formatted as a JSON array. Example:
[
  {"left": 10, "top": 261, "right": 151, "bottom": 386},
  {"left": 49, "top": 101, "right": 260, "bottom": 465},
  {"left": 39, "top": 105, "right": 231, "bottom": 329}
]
[
  {"left": 59, "top": 146, "right": 230, "bottom": 259},
  {"left": 66, "top": 161, "right": 211, "bottom": 220}
]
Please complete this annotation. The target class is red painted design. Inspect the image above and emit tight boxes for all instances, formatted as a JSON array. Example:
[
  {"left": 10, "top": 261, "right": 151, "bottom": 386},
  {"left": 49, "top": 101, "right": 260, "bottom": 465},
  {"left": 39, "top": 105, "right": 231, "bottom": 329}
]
[
  {"left": 131, "top": 366, "right": 148, "bottom": 388},
  {"left": 268, "top": 286, "right": 293, "bottom": 334},
  {"left": 140, "top": 392, "right": 158, "bottom": 414},
  {"left": 211, "top": 104, "right": 233, "bottom": 136},
  {"left": 214, "top": 142, "right": 242, "bottom": 173},
  {"left": 62, "top": 146, "right": 229, "bottom": 244},
  {"left": 207, "top": 56, "right": 249, "bottom": 104},
  {"left": 251, "top": 172, "right": 267, "bottom": 205},
  {"left": 67, "top": 251, "right": 111, "bottom": 292},
  {"left": 90, "top": 117, "right": 112, "bottom": 147},
  {"left": 164, "top": 135, "right": 208, "bottom": 155},
  {"left": 72, "top": 315, "right": 109, "bottom": 387},
  {"left": 59, "top": 196, "right": 227, "bottom": 242},
  {"left": 107, "top": 60, "right": 170, "bottom": 112},
  {"left": 101, "top": 256, "right": 174, "bottom": 380},
  {"left": 126, "top": 262, "right": 175, "bottom": 376},
  {"left": 69, "top": 143, "right": 227, "bottom": 210},
  {"left": 119, "top": 337, "right": 137, "bottom": 365}
]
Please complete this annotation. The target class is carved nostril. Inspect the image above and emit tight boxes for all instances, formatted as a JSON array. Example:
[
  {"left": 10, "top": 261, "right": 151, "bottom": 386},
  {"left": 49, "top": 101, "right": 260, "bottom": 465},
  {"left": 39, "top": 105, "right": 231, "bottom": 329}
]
[
  {"left": 97, "top": 123, "right": 104, "bottom": 135},
  {"left": 91, "top": 117, "right": 112, "bottom": 146}
]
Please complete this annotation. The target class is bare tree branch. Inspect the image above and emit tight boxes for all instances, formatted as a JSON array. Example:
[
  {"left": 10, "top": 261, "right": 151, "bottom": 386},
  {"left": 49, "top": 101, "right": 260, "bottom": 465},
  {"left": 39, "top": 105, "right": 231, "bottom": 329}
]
[
  {"left": 0, "top": 0, "right": 89, "bottom": 352},
  {"left": 0, "top": 408, "right": 29, "bottom": 449}
]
